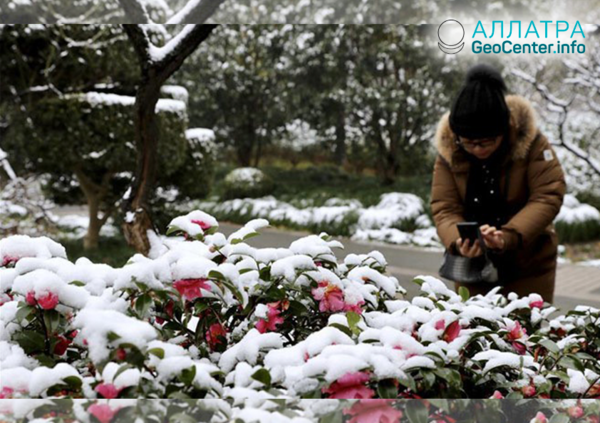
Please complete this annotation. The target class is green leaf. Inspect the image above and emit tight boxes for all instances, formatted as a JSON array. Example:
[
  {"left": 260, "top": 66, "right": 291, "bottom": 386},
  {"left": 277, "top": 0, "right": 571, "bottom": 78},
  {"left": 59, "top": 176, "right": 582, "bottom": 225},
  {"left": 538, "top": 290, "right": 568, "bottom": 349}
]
[
  {"left": 148, "top": 348, "right": 165, "bottom": 359},
  {"left": 328, "top": 323, "right": 353, "bottom": 338},
  {"left": 251, "top": 368, "right": 272, "bottom": 387},
  {"left": 376, "top": 379, "right": 398, "bottom": 399},
  {"left": 63, "top": 376, "right": 82, "bottom": 389},
  {"left": 113, "top": 364, "right": 134, "bottom": 381},
  {"left": 166, "top": 225, "right": 182, "bottom": 236},
  {"left": 346, "top": 311, "right": 361, "bottom": 334},
  {"left": 412, "top": 277, "right": 425, "bottom": 286},
  {"left": 43, "top": 309, "right": 61, "bottom": 334},
  {"left": 179, "top": 365, "right": 197, "bottom": 386},
  {"left": 135, "top": 293, "right": 152, "bottom": 317},
  {"left": 405, "top": 400, "right": 428, "bottom": 423},
  {"left": 320, "top": 410, "right": 343, "bottom": 423},
  {"left": 69, "top": 280, "right": 86, "bottom": 287},
  {"left": 458, "top": 286, "right": 470, "bottom": 302},
  {"left": 107, "top": 331, "right": 121, "bottom": 342},
  {"left": 539, "top": 338, "right": 560, "bottom": 354},
  {"left": 208, "top": 270, "right": 226, "bottom": 281},
  {"left": 13, "top": 330, "right": 46, "bottom": 354},
  {"left": 168, "top": 413, "right": 198, "bottom": 423},
  {"left": 16, "top": 305, "right": 35, "bottom": 322}
]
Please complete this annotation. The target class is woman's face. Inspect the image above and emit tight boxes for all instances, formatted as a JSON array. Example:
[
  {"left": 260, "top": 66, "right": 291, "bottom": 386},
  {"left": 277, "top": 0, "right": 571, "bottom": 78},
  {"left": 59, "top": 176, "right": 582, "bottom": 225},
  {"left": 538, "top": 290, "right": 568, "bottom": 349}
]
[{"left": 457, "top": 135, "right": 503, "bottom": 160}]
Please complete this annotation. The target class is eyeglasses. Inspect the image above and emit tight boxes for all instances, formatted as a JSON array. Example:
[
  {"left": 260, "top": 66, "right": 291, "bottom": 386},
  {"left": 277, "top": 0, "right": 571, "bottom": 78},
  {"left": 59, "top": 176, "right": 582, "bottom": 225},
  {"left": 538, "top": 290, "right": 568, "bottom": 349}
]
[{"left": 455, "top": 136, "right": 498, "bottom": 150}]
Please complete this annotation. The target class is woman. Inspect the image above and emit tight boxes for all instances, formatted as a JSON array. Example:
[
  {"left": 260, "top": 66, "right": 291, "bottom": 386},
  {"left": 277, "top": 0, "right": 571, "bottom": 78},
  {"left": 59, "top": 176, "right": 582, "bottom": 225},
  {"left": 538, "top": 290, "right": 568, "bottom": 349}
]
[{"left": 430, "top": 63, "right": 566, "bottom": 303}]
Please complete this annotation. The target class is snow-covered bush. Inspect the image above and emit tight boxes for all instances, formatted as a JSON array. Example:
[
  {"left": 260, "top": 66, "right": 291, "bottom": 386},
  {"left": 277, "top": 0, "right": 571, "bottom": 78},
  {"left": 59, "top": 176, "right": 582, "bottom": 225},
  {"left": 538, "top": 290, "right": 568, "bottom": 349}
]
[
  {"left": 1, "top": 211, "right": 599, "bottom": 406},
  {"left": 554, "top": 194, "right": 600, "bottom": 243},
  {"left": 195, "top": 193, "right": 439, "bottom": 246},
  {"left": 222, "top": 168, "right": 274, "bottom": 200}
]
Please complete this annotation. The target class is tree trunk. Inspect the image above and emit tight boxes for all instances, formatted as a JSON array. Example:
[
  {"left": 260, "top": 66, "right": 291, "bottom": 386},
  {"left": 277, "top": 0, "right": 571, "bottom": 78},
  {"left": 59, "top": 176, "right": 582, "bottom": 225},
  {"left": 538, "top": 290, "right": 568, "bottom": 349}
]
[
  {"left": 84, "top": 197, "right": 101, "bottom": 250},
  {"left": 121, "top": 79, "right": 162, "bottom": 255},
  {"left": 121, "top": 24, "right": 217, "bottom": 255},
  {"left": 333, "top": 106, "right": 346, "bottom": 166}
]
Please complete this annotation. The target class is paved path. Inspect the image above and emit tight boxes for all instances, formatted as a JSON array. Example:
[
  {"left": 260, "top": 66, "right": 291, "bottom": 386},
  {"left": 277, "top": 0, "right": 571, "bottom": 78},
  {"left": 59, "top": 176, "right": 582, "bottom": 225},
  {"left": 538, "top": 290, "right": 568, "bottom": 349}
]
[{"left": 219, "top": 223, "right": 600, "bottom": 311}]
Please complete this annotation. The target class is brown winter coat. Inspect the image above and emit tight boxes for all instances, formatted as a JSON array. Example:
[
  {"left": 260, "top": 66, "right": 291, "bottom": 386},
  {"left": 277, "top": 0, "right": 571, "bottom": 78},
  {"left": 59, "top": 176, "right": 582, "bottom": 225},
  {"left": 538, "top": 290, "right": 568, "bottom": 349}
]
[{"left": 430, "top": 94, "right": 567, "bottom": 302}]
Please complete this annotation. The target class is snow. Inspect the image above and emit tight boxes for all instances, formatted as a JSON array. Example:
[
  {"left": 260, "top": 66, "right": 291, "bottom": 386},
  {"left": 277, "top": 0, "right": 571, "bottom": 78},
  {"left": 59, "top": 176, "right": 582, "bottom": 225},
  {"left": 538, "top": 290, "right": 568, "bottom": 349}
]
[
  {"left": 567, "top": 369, "right": 590, "bottom": 394},
  {"left": 220, "top": 330, "right": 285, "bottom": 373},
  {"left": 0, "top": 235, "right": 66, "bottom": 263},
  {"left": 12, "top": 269, "right": 90, "bottom": 309},
  {"left": 72, "top": 309, "right": 158, "bottom": 363},
  {"left": 28, "top": 363, "right": 81, "bottom": 397},
  {"left": 271, "top": 255, "right": 317, "bottom": 282},
  {"left": 67, "top": 92, "right": 186, "bottom": 116},
  {"left": 555, "top": 194, "right": 600, "bottom": 223},
  {"left": 194, "top": 193, "right": 440, "bottom": 248},
  {"left": 168, "top": 210, "right": 219, "bottom": 237}
]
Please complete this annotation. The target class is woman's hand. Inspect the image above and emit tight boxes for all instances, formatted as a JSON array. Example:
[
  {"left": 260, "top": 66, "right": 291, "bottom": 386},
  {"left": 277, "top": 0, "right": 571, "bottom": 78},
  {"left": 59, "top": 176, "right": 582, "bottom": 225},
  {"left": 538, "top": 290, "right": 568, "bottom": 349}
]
[
  {"left": 456, "top": 237, "right": 483, "bottom": 257},
  {"left": 480, "top": 224, "right": 505, "bottom": 250}
]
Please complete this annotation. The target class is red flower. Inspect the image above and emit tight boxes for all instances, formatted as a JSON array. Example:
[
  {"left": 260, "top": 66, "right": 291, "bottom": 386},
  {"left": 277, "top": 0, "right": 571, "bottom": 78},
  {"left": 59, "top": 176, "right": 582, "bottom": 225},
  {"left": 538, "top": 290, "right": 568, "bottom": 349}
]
[
  {"left": 434, "top": 319, "right": 445, "bottom": 330},
  {"left": 312, "top": 281, "right": 345, "bottom": 312},
  {"left": 95, "top": 383, "right": 123, "bottom": 399},
  {"left": 312, "top": 281, "right": 364, "bottom": 314},
  {"left": 173, "top": 278, "right": 211, "bottom": 301},
  {"left": 507, "top": 321, "right": 526, "bottom": 341},
  {"left": 1, "top": 255, "right": 19, "bottom": 267},
  {"left": 38, "top": 292, "right": 59, "bottom": 310},
  {"left": 343, "top": 399, "right": 403, "bottom": 423},
  {"left": 529, "top": 299, "right": 544, "bottom": 309},
  {"left": 26, "top": 291, "right": 59, "bottom": 309},
  {"left": 205, "top": 322, "right": 227, "bottom": 350},
  {"left": 568, "top": 406, "right": 584, "bottom": 419},
  {"left": 522, "top": 385, "right": 536, "bottom": 397},
  {"left": 191, "top": 219, "right": 211, "bottom": 231},
  {"left": 54, "top": 336, "right": 71, "bottom": 356},
  {"left": 491, "top": 390, "right": 504, "bottom": 399},
  {"left": 26, "top": 291, "right": 37, "bottom": 306},
  {"left": 322, "top": 372, "right": 375, "bottom": 399},
  {"left": 115, "top": 348, "right": 127, "bottom": 361},
  {"left": 442, "top": 320, "right": 461, "bottom": 342},
  {"left": 88, "top": 403, "right": 119, "bottom": 423},
  {"left": 256, "top": 302, "right": 285, "bottom": 333},
  {"left": 532, "top": 412, "right": 547, "bottom": 423},
  {"left": 0, "top": 387, "right": 14, "bottom": 399}
]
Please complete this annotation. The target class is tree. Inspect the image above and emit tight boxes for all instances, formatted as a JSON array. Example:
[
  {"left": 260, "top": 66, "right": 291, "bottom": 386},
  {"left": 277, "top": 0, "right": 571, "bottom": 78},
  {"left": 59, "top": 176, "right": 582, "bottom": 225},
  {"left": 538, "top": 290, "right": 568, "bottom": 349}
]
[
  {"left": 0, "top": 25, "right": 214, "bottom": 249},
  {"left": 117, "top": 0, "right": 224, "bottom": 255},
  {"left": 177, "top": 25, "right": 292, "bottom": 167}
]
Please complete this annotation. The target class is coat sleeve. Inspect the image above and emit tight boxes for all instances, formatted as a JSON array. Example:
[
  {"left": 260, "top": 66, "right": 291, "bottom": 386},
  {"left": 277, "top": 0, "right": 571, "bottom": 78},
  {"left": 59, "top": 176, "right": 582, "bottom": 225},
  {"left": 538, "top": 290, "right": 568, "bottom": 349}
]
[
  {"left": 500, "top": 133, "right": 566, "bottom": 251},
  {"left": 430, "top": 155, "right": 464, "bottom": 252}
]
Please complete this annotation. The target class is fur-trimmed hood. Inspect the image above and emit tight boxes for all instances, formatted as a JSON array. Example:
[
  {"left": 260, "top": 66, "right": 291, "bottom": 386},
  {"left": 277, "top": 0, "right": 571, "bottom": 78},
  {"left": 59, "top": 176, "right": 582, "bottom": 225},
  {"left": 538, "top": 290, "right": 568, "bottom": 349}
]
[{"left": 434, "top": 94, "right": 540, "bottom": 169}]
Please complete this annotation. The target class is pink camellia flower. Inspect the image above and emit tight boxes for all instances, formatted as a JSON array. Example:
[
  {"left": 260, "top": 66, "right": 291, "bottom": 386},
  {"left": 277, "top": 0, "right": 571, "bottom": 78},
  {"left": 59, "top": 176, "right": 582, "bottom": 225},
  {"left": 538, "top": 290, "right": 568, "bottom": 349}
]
[
  {"left": 343, "top": 399, "right": 403, "bottom": 423},
  {"left": 115, "top": 348, "right": 127, "bottom": 361},
  {"left": 312, "top": 281, "right": 346, "bottom": 313},
  {"left": 442, "top": 320, "right": 461, "bottom": 342},
  {"left": 37, "top": 292, "right": 59, "bottom": 310},
  {"left": 491, "top": 390, "right": 504, "bottom": 399},
  {"left": 529, "top": 298, "right": 544, "bottom": 309},
  {"left": 88, "top": 403, "right": 119, "bottom": 423},
  {"left": 205, "top": 322, "right": 227, "bottom": 351},
  {"left": 322, "top": 372, "right": 375, "bottom": 399},
  {"left": 522, "top": 385, "right": 536, "bottom": 398},
  {"left": 173, "top": 278, "right": 211, "bottom": 301},
  {"left": 344, "top": 300, "right": 365, "bottom": 314},
  {"left": 191, "top": 219, "right": 211, "bottom": 231},
  {"left": 0, "top": 387, "right": 14, "bottom": 399},
  {"left": 1, "top": 255, "right": 19, "bottom": 267},
  {"left": 95, "top": 383, "right": 123, "bottom": 399},
  {"left": 530, "top": 411, "right": 547, "bottom": 423},
  {"left": 435, "top": 319, "right": 445, "bottom": 330},
  {"left": 256, "top": 302, "right": 285, "bottom": 333},
  {"left": 507, "top": 321, "right": 526, "bottom": 341},
  {"left": 568, "top": 406, "right": 584, "bottom": 419},
  {"left": 513, "top": 342, "right": 527, "bottom": 355},
  {"left": 26, "top": 291, "right": 37, "bottom": 306}
]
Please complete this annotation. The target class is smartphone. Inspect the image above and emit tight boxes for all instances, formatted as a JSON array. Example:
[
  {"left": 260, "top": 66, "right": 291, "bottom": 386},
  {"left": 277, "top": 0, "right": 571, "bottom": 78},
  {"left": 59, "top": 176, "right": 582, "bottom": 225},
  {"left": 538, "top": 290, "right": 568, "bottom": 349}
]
[{"left": 457, "top": 222, "right": 481, "bottom": 243}]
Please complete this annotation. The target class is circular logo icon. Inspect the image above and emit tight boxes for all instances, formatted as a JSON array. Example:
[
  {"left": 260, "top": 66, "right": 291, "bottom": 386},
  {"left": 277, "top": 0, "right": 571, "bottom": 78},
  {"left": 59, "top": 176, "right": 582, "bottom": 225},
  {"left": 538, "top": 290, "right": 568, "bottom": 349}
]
[{"left": 438, "top": 19, "right": 465, "bottom": 54}]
